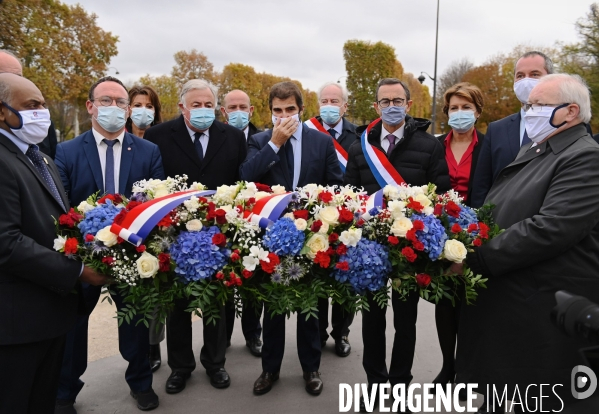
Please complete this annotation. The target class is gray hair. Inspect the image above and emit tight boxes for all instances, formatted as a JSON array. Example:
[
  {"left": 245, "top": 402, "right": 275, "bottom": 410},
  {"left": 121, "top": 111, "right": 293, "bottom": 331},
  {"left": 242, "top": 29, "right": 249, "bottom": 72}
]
[
  {"left": 0, "top": 49, "right": 22, "bottom": 63},
  {"left": 179, "top": 79, "right": 218, "bottom": 105},
  {"left": 0, "top": 78, "right": 11, "bottom": 104},
  {"left": 517, "top": 51, "right": 554, "bottom": 75},
  {"left": 317, "top": 82, "right": 348, "bottom": 103},
  {"left": 538, "top": 74, "right": 591, "bottom": 123}
]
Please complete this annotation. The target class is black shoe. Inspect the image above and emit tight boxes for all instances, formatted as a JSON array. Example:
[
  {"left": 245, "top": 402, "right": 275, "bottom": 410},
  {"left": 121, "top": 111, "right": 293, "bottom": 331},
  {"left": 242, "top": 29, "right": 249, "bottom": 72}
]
[
  {"left": 149, "top": 344, "right": 161, "bottom": 373},
  {"left": 55, "top": 400, "right": 77, "bottom": 414},
  {"left": 458, "top": 387, "right": 468, "bottom": 401},
  {"left": 130, "top": 388, "right": 159, "bottom": 411},
  {"left": 359, "top": 394, "right": 379, "bottom": 413},
  {"left": 165, "top": 371, "right": 190, "bottom": 394},
  {"left": 334, "top": 336, "right": 351, "bottom": 357},
  {"left": 246, "top": 336, "right": 263, "bottom": 357},
  {"left": 227, "top": 340, "right": 231, "bottom": 348},
  {"left": 430, "top": 368, "right": 455, "bottom": 394},
  {"left": 253, "top": 371, "right": 280, "bottom": 395},
  {"left": 321, "top": 338, "right": 327, "bottom": 348},
  {"left": 303, "top": 371, "right": 323, "bottom": 395},
  {"left": 207, "top": 367, "right": 231, "bottom": 389}
]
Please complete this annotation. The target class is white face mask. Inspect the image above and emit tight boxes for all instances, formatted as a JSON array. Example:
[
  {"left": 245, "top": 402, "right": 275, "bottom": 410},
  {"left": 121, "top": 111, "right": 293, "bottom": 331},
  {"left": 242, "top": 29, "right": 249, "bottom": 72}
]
[
  {"left": 272, "top": 113, "right": 300, "bottom": 126},
  {"left": 10, "top": 108, "right": 52, "bottom": 145},
  {"left": 524, "top": 104, "right": 568, "bottom": 143},
  {"left": 514, "top": 78, "right": 540, "bottom": 104}
]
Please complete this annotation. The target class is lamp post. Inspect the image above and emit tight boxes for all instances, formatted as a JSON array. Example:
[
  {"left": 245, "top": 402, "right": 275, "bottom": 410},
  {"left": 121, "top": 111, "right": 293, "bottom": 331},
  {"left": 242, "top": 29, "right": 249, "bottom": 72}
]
[
  {"left": 417, "top": 0, "right": 440, "bottom": 135},
  {"left": 337, "top": 75, "right": 347, "bottom": 84},
  {"left": 108, "top": 66, "right": 120, "bottom": 75}
]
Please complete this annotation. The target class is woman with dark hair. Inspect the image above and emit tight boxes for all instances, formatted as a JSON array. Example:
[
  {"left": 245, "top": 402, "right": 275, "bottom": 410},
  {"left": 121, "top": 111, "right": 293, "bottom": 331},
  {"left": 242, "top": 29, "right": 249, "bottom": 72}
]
[
  {"left": 126, "top": 85, "right": 163, "bottom": 138},
  {"left": 433, "top": 82, "right": 485, "bottom": 387}
]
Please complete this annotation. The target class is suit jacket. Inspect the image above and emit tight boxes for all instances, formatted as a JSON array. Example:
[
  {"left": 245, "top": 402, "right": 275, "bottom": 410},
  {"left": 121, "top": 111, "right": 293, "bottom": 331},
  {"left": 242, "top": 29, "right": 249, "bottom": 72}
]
[
  {"left": 314, "top": 116, "right": 359, "bottom": 153},
  {"left": 0, "top": 133, "right": 81, "bottom": 345},
  {"left": 55, "top": 130, "right": 165, "bottom": 205},
  {"left": 437, "top": 130, "right": 485, "bottom": 206},
  {"left": 38, "top": 120, "right": 57, "bottom": 160},
  {"left": 145, "top": 116, "right": 247, "bottom": 189},
  {"left": 457, "top": 124, "right": 599, "bottom": 406},
  {"left": 240, "top": 125, "right": 343, "bottom": 190}
]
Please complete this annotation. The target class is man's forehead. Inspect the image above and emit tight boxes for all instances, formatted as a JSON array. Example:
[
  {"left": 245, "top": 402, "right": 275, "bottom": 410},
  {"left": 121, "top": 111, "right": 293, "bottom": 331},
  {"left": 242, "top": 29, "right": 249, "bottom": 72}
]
[
  {"left": 378, "top": 84, "right": 406, "bottom": 98},
  {"left": 321, "top": 85, "right": 342, "bottom": 98},
  {"left": 95, "top": 81, "right": 127, "bottom": 97},
  {"left": 225, "top": 92, "right": 250, "bottom": 106},
  {"left": 272, "top": 96, "right": 297, "bottom": 108}
]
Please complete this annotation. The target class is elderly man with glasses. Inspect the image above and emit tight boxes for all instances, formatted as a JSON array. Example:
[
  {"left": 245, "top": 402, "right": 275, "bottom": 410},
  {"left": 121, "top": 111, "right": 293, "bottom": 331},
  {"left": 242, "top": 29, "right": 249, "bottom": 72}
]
[{"left": 344, "top": 78, "right": 450, "bottom": 412}]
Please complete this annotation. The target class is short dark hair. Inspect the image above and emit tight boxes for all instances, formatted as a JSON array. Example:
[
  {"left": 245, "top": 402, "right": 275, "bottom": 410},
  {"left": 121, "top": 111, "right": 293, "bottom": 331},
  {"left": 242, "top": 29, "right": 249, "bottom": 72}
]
[
  {"left": 126, "top": 85, "right": 163, "bottom": 131},
  {"left": 269, "top": 81, "right": 303, "bottom": 110},
  {"left": 517, "top": 51, "right": 554, "bottom": 75},
  {"left": 88, "top": 76, "right": 128, "bottom": 101},
  {"left": 376, "top": 78, "right": 411, "bottom": 102}
]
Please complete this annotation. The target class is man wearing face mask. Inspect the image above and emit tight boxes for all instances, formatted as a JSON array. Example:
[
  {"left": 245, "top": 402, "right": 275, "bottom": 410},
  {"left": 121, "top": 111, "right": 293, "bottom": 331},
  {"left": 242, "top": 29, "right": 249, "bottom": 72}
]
[
  {"left": 54, "top": 76, "right": 165, "bottom": 414},
  {"left": 456, "top": 74, "right": 599, "bottom": 414},
  {"left": 240, "top": 81, "right": 343, "bottom": 397},
  {"left": 145, "top": 79, "right": 246, "bottom": 394},
  {"left": 344, "top": 78, "right": 449, "bottom": 413},
  {"left": 220, "top": 89, "right": 261, "bottom": 140},
  {"left": 0, "top": 73, "right": 110, "bottom": 414}
]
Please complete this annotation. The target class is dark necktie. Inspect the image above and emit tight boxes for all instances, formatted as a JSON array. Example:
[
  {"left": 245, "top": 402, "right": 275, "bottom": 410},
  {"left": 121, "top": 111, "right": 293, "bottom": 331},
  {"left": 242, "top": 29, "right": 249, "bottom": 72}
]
[
  {"left": 25, "top": 145, "right": 66, "bottom": 210},
  {"left": 386, "top": 134, "right": 397, "bottom": 154},
  {"left": 194, "top": 132, "right": 204, "bottom": 162},
  {"left": 328, "top": 128, "right": 337, "bottom": 139},
  {"left": 283, "top": 138, "right": 295, "bottom": 185},
  {"left": 103, "top": 139, "right": 116, "bottom": 194},
  {"left": 521, "top": 130, "right": 531, "bottom": 147}
]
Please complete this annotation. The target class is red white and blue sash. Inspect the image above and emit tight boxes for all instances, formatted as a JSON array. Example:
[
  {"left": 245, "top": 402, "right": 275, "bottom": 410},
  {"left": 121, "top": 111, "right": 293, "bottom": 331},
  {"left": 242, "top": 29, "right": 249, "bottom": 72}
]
[
  {"left": 365, "top": 188, "right": 385, "bottom": 212},
  {"left": 243, "top": 192, "right": 295, "bottom": 229},
  {"left": 304, "top": 117, "right": 348, "bottom": 172},
  {"left": 361, "top": 118, "right": 406, "bottom": 188},
  {"left": 111, "top": 190, "right": 216, "bottom": 246}
]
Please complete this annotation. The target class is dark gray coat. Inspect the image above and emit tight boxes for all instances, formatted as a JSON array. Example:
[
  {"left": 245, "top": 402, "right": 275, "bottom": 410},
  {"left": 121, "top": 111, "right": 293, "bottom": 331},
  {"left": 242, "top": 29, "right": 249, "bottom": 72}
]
[{"left": 456, "top": 123, "right": 599, "bottom": 408}]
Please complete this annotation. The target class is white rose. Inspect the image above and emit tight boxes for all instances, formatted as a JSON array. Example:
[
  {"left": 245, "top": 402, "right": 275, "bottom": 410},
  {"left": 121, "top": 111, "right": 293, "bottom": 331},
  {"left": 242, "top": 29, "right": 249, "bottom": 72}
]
[
  {"left": 443, "top": 239, "right": 467, "bottom": 263},
  {"left": 305, "top": 233, "right": 329, "bottom": 259},
  {"left": 303, "top": 183, "right": 318, "bottom": 195},
  {"left": 238, "top": 188, "right": 256, "bottom": 200},
  {"left": 77, "top": 200, "right": 94, "bottom": 214},
  {"left": 255, "top": 191, "right": 271, "bottom": 200},
  {"left": 96, "top": 226, "right": 118, "bottom": 247},
  {"left": 315, "top": 206, "right": 339, "bottom": 226},
  {"left": 339, "top": 228, "right": 362, "bottom": 247},
  {"left": 423, "top": 206, "right": 434, "bottom": 216},
  {"left": 184, "top": 196, "right": 200, "bottom": 213},
  {"left": 390, "top": 217, "right": 413, "bottom": 237},
  {"left": 387, "top": 200, "right": 406, "bottom": 219},
  {"left": 242, "top": 255, "right": 259, "bottom": 271},
  {"left": 190, "top": 182, "right": 206, "bottom": 191},
  {"left": 186, "top": 219, "right": 203, "bottom": 232},
  {"left": 284, "top": 212, "right": 295, "bottom": 220},
  {"left": 294, "top": 218, "right": 307, "bottom": 231},
  {"left": 53, "top": 235, "right": 67, "bottom": 251},
  {"left": 136, "top": 252, "right": 160, "bottom": 278},
  {"left": 318, "top": 222, "right": 330, "bottom": 234},
  {"left": 271, "top": 184, "right": 286, "bottom": 195},
  {"left": 412, "top": 193, "right": 432, "bottom": 208},
  {"left": 153, "top": 183, "right": 169, "bottom": 198},
  {"left": 383, "top": 185, "right": 400, "bottom": 200}
]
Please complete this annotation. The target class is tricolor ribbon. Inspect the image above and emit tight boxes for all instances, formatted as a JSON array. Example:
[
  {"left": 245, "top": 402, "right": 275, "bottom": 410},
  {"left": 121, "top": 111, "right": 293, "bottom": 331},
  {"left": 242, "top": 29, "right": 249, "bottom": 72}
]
[
  {"left": 304, "top": 117, "right": 348, "bottom": 173},
  {"left": 361, "top": 118, "right": 406, "bottom": 188},
  {"left": 365, "top": 188, "right": 385, "bottom": 212},
  {"left": 243, "top": 192, "right": 295, "bottom": 229},
  {"left": 111, "top": 189, "right": 216, "bottom": 246}
]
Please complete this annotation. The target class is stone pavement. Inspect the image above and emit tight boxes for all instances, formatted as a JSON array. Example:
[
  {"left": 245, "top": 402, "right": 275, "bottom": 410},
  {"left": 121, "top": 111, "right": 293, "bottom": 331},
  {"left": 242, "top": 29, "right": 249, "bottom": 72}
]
[{"left": 77, "top": 298, "right": 486, "bottom": 414}]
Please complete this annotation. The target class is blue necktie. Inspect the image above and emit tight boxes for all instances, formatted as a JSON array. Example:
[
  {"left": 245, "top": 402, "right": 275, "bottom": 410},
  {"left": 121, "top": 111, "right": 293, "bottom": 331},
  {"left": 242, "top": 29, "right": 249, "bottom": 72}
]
[
  {"left": 103, "top": 139, "right": 116, "bottom": 194},
  {"left": 521, "top": 130, "right": 531, "bottom": 147},
  {"left": 26, "top": 145, "right": 66, "bottom": 210},
  {"left": 328, "top": 128, "right": 337, "bottom": 139},
  {"left": 284, "top": 138, "right": 294, "bottom": 186},
  {"left": 194, "top": 132, "right": 204, "bottom": 162}
]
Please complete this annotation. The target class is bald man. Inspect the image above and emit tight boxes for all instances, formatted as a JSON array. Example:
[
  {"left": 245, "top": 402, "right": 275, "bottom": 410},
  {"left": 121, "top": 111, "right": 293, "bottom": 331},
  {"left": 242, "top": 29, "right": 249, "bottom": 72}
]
[
  {"left": 220, "top": 89, "right": 261, "bottom": 140},
  {"left": 0, "top": 73, "right": 108, "bottom": 414}
]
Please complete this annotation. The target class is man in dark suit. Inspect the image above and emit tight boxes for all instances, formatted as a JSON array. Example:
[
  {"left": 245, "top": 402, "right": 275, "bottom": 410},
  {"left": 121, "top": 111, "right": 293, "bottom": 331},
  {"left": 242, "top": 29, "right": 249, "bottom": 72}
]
[
  {"left": 307, "top": 81, "right": 358, "bottom": 357},
  {"left": 54, "top": 76, "right": 164, "bottom": 413},
  {"left": 240, "top": 81, "right": 343, "bottom": 397},
  {"left": 0, "top": 73, "right": 108, "bottom": 414},
  {"left": 145, "top": 79, "right": 247, "bottom": 395}
]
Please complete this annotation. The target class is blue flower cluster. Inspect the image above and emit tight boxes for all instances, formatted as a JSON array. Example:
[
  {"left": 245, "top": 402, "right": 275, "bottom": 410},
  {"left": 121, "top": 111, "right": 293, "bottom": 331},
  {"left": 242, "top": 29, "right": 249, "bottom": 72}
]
[
  {"left": 170, "top": 226, "right": 229, "bottom": 284},
  {"left": 447, "top": 204, "right": 479, "bottom": 230},
  {"left": 78, "top": 200, "right": 122, "bottom": 237},
  {"left": 412, "top": 213, "right": 448, "bottom": 261},
  {"left": 262, "top": 217, "right": 305, "bottom": 256},
  {"left": 333, "top": 239, "right": 391, "bottom": 294}
]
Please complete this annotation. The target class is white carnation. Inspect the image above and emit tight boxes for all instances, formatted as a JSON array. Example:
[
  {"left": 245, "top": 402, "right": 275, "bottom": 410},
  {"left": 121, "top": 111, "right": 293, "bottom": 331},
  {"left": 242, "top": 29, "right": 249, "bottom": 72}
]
[{"left": 339, "top": 228, "right": 362, "bottom": 247}]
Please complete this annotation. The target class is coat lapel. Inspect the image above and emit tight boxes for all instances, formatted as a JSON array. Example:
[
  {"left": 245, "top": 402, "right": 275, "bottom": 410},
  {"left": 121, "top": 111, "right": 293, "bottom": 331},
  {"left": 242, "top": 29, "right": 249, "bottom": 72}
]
[
  {"left": 508, "top": 112, "right": 522, "bottom": 159},
  {"left": 82, "top": 131, "right": 105, "bottom": 192},
  {"left": 119, "top": 133, "right": 134, "bottom": 194},
  {"left": 172, "top": 116, "right": 203, "bottom": 170},
  {"left": 200, "top": 123, "right": 226, "bottom": 172}
]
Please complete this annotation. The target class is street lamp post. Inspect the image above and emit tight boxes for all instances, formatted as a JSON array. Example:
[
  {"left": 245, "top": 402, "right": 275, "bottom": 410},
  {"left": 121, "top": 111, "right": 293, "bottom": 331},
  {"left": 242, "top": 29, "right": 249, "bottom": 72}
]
[
  {"left": 108, "top": 66, "right": 120, "bottom": 75},
  {"left": 417, "top": 0, "right": 440, "bottom": 135}
]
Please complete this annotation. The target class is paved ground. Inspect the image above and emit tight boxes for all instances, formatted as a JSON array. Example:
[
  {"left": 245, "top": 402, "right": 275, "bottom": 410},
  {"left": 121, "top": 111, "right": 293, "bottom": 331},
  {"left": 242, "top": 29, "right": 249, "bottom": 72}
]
[{"left": 80, "top": 296, "right": 486, "bottom": 414}]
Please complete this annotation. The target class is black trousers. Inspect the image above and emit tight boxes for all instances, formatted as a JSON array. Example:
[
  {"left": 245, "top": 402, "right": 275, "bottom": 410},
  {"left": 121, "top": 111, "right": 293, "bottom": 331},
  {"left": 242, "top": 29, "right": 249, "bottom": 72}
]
[
  {"left": 224, "top": 296, "right": 262, "bottom": 342},
  {"left": 318, "top": 297, "right": 354, "bottom": 342},
  {"left": 261, "top": 307, "right": 321, "bottom": 373},
  {"left": 0, "top": 335, "right": 66, "bottom": 414},
  {"left": 362, "top": 289, "right": 419, "bottom": 386},
  {"left": 166, "top": 297, "right": 226, "bottom": 374}
]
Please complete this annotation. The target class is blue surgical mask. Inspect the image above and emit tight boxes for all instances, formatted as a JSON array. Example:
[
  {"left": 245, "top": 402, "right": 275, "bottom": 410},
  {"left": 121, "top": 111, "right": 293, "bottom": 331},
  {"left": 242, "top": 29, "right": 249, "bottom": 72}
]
[
  {"left": 95, "top": 105, "right": 127, "bottom": 133},
  {"left": 448, "top": 110, "right": 476, "bottom": 133},
  {"left": 381, "top": 105, "right": 406, "bottom": 126},
  {"left": 130, "top": 107, "right": 155, "bottom": 129},
  {"left": 320, "top": 105, "right": 341, "bottom": 125},
  {"left": 188, "top": 107, "right": 215, "bottom": 130},
  {"left": 227, "top": 110, "right": 250, "bottom": 130}
]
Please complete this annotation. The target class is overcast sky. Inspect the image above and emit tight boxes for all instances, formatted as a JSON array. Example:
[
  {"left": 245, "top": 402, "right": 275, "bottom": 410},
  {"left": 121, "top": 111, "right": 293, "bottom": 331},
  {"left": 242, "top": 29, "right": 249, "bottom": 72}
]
[{"left": 62, "top": 0, "right": 595, "bottom": 93}]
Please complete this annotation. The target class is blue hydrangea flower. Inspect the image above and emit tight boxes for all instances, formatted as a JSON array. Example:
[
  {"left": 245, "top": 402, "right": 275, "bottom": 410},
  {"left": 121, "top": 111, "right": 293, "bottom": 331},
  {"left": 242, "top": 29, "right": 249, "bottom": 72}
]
[
  {"left": 262, "top": 217, "right": 305, "bottom": 256},
  {"left": 78, "top": 200, "right": 122, "bottom": 237},
  {"left": 332, "top": 239, "right": 391, "bottom": 294},
  {"left": 412, "top": 214, "right": 448, "bottom": 261},
  {"left": 170, "top": 226, "right": 230, "bottom": 283},
  {"left": 447, "top": 204, "right": 479, "bottom": 231}
]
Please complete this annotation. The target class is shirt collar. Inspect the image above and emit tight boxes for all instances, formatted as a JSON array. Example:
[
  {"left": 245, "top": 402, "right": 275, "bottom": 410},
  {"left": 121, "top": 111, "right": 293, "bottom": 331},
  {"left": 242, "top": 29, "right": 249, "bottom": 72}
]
[
  {"left": 92, "top": 128, "right": 125, "bottom": 146},
  {"left": 0, "top": 128, "right": 30, "bottom": 154},
  {"left": 186, "top": 124, "right": 210, "bottom": 140},
  {"left": 381, "top": 124, "right": 405, "bottom": 143},
  {"left": 323, "top": 118, "right": 343, "bottom": 137}
]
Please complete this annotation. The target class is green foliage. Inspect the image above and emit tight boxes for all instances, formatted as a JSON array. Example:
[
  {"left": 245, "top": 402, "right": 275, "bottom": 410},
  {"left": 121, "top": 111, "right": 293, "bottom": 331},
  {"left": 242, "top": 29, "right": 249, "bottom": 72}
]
[{"left": 137, "top": 74, "right": 180, "bottom": 121}]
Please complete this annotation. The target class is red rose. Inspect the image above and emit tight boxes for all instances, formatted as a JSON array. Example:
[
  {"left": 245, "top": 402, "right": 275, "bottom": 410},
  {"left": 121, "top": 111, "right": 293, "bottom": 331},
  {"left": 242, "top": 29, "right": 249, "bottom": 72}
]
[
  {"left": 97, "top": 194, "right": 115, "bottom": 204},
  {"left": 214, "top": 209, "right": 227, "bottom": 225},
  {"left": 224, "top": 280, "right": 232, "bottom": 287},
  {"left": 406, "top": 197, "right": 424, "bottom": 213},
  {"left": 255, "top": 183, "right": 272, "bottom": 192},
  {"left": 157, "top": 214, "right": 173, "bottom": 228},
  {"left": 85, "top": 234, "right": 95, "bottom": 243},
  {"left": 260, "top": 253, "right": 280, "bottom": 274},
  {"left": 416, "top": 273, "right": 432, "bottom": 287},
  {"left": 401, "top": 247, "right": 417, "bottom": 262},
  {"left": 336, "top": 244, "right": 347, "bottom": 256},
  {"left": 412, "top": 240, "right": 425, "bottom": 251},
  {"left": 293, "top": 210, "right": 309, "bottom": 220},
  {"left": 326, "top": 246, "right": 335, "bottom": 256},
  {"left": 338, "top": 208, "right": 354, "bottom": 224},
  {"left": 64, "top": 238, "right": 78, "bottom": 255},
  {"left": 212, "top": 233, "right": 227, "bottom": 247},
  {"left": 158, "top": 253, "right": 171, "bottom": 272},
  {"left": 335, "top": 261, "right": 349, "bottom": 271},
  {"left": 318, "top": 191, "right": 333, "bottom": 203},
  {"left": 388, "top": 236, "right": 399, "bottom": 245},
  {"left": 126, "top": 200, "right": 142, "bottom": 211},
  {"left": 113, "top": 209, "right": 128, "bottom": 226},
  {"left": 198, "top": 197, "right": 208, "bottom": 204},
  {"left": 310, "top": 220, "right": 322, "bottom": 232},
  {"left": 478, "top": 222, "right": 490, "bottom": 239},
  {"left": 59, "top": 208, "right": 83, "bottom": 228},
  {"left": 406, "top": 229, "right": 417, "bottom": 242},
  {"left": 451, "top": 223, "right": 462, "bottom": 234},
  {"left": 467, "top": 223, "right": 478, "bottom": 233},
  {"left": 207, "top": 202, "right": 216, "bottom": 212},
  {"left": 242, "top": 269, "right": 253, "bottom": 279},
  {"left": 329, "top": 233, "right": 339, "bottom": 243},
  {"left": 314, "top": 251, "right": 331, "bottom": 268},
  {"left": 206, "top": 210, "right": 216, "bottom": 220},
  {"left": 473, "top": 238, "right": 483, "bottom": 247},
  {"left": 433, "top": 203, "right": 443, "bottom": 216},
  {"left": 101, "top": 256, "right": 115, "bottom": 266},
  {"left": 230, "top": 252, "right": 240, "bottom": 262},
  {"left": 247, "top": 197, "right": 256, "bottom": 205},
  {"left": 136, "top": 245, "right": 146, "bottom": 253},
  {"left": 235, "top": 277, "right": 243, "bottom": 286},
  {"left": 412, "top": 220, "right": 425, "bottom": 231},
  {"left": 113, "top": 194, "right": 124, "bottom": 204},
  {"left": 445, "top": 201, "right": 461, "bottom": 218},
  {"left": 216, "top": 271, "right": 224, "bottom": 280}
]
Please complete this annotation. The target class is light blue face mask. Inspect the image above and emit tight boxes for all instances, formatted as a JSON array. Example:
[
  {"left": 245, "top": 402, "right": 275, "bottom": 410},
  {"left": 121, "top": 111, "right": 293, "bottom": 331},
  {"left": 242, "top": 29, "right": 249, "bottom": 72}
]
[
  {"left": 131, "top": 107, "right": 155, "bottom": 129},
  {"left": 95, "top": 105, "right": 127, "bottom": 133},
  {"left": 320, "top": 105, "right": 341, "bottom": 125},
  {"left": 381, "top": 105, "right": 406, "bottom": 126},
  {"left": 188, "top": 107, "right": 215, "bottom": 130},
  {"left": 227, "top": 110, "right": 250, "bottom": 130},
  {"left": 448, "top": 110, "right": 476, "bottom": 133}
]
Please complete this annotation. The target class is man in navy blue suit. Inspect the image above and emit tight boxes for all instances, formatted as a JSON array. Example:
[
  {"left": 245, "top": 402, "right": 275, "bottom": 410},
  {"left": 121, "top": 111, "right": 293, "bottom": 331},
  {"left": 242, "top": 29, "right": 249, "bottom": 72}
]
[
  {"left": 240, "top": 81, "right": 342, "bottom": 397},
  {"left": 54, "top": 76, "right": 165, "bottom": 413}
]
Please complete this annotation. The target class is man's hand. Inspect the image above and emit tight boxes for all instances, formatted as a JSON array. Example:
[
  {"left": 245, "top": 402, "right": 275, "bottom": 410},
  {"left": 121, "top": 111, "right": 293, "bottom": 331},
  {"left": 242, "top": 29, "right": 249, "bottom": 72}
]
[
  {"left": 444, "top": 262, "right": 464, "bottom": 276},
  {"left": 80, "top": 265, "right": 112, "bottom": 286},
  {"left": 270, "top": 116, "right": 299, "bottom": 148}
]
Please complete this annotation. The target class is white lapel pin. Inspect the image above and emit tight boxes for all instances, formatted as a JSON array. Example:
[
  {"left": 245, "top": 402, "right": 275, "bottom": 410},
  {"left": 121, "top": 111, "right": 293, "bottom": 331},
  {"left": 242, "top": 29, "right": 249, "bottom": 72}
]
[
  {"left": 536, "top": 149, "right": 540, "bottom": 153},
  {"left": 43, "top": 157, "right": 49, "bottom": 164},
  {"left": 128, "top": 147, "right": 131, "bottom": 151}
]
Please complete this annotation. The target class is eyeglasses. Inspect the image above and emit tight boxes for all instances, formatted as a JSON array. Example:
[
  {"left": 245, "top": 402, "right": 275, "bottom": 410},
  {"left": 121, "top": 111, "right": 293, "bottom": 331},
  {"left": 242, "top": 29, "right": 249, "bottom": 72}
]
[
  {"left": 524, "top": 103, "right": 570, "bottom": 113},
  {"left": 377, "top": 98, "right": 406, "bottom": 108},
  {"left": 93, "top": 96, "right": 129, "bottom": 109}
]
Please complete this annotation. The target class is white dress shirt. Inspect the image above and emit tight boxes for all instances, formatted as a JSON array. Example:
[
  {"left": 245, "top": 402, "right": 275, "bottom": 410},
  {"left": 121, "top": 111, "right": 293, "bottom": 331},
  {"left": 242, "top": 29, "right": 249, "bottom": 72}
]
[
  {"left": 323, "top": 119, "right": 343, "bottom": 139},
  {"left": 268, "top": 122, "right": 303, "bottom": 189},
  {"left": 519, "top": 108, "right": 527, "bottom": 145},
  {"left": 380, "top": 124, "right": 405, "bottom": 152},
  {"left": 186, "top": 124, "right": 210, "bottom": 157},
  {"left": 92, "top": 128, "right": 125, "bottom": 194}
]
